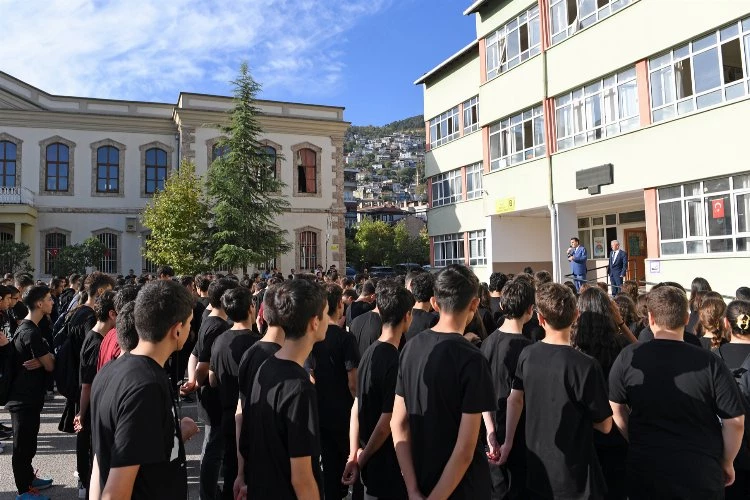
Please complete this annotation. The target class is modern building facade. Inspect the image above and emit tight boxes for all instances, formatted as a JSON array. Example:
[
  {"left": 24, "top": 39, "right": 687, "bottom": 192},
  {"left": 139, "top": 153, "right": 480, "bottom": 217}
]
[
  {"left": 0, "top": 71, "right": 349, "bottom": 278},
  {"left": 417, "top": 0, "right": 750, "bottom": 296}
]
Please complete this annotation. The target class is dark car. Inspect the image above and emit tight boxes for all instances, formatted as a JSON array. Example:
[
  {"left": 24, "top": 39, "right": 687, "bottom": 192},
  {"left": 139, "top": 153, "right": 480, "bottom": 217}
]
[
  {"left": 345, "top": 266, "right": 357, "bottom": 277},
  {"left": 395, "top": 263, "right": 423, "bottom": 275},
  {"left": 369, "top": 266, "right": 396, "bottom": 278}
]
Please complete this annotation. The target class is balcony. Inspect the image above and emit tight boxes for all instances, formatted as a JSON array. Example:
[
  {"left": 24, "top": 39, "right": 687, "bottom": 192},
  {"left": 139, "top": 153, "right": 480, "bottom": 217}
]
[
  {"left": 0, "top": 187, "right": 35, "bottom": 205},
  {"left": 0, "top": 187, "right": 38, "bottom": 221}
]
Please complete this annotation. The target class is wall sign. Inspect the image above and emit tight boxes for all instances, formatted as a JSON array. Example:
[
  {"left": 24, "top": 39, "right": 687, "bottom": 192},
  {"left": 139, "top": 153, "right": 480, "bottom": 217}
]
[
  {"left": 495, "top": 197, "right": 516, "bottom": 214},
  {"left": 576, "top": 163, "right": 614, "bottom": 195}
]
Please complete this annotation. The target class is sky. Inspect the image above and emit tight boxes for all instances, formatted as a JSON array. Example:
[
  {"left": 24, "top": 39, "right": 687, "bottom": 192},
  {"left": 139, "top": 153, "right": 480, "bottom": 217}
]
[{"left": 0, "top": 0, "right": 476, "bottom": 126}]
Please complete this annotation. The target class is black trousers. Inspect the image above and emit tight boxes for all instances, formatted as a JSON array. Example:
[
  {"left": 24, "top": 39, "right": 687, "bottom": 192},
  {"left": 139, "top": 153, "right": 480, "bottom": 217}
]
[
  {"left": 10, "top": 408, "right": 41, "bottom": 494},
  {"left": 320, "top": 428, "right": 349, "bottom": 500},
  {"left": 221, "top": 413, "right": 238, "bottom": 500},
  {"left": 76, "top": 411, "right": 92, "bottom": 490}
]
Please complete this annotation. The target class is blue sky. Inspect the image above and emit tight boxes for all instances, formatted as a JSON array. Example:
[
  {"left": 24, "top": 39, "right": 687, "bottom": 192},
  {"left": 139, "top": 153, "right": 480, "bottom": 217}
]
[{"left": 1, "top": 0, "right": 476, "bottom": 126}]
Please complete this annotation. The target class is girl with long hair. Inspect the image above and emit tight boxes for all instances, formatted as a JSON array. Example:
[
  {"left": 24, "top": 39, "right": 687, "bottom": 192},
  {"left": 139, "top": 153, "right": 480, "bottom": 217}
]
[
  {"left": 688, "top": 277, "right": 712, "bottom": 332},
  {"left": 697, "top": 293, "right": 728, "bottom": 350}
]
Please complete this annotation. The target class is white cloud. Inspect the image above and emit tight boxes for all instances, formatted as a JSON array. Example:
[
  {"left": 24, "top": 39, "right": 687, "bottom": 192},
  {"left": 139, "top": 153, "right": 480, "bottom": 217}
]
[{"left": 0, "top": 0, "right": 391, "bottom": 102}]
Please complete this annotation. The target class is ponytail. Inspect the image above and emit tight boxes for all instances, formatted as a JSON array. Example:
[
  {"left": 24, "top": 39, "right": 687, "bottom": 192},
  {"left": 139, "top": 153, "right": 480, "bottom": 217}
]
[{"left": 726, "top": 300, "right": 750, "bottom": 336}]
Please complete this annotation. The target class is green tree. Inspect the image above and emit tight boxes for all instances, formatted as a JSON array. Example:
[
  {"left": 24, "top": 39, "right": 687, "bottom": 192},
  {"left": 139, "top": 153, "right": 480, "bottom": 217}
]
[
  {"left": 141, "top": 161, "right": 209, "bottom": 275},
  {"left": 393, "top": 221, "right": 430, "bottom": 264},
  {"left": 206, "top": 63, "right": 291, "bottom": 271},
  {"left": 0, "top": 241, "right": 33, "bottom": 274},
  {"left": 354, "top": 218, "right": 395, "bottom": 266},
  {"left": 52, "top": 237, "right": 107, "bottom": 276}
]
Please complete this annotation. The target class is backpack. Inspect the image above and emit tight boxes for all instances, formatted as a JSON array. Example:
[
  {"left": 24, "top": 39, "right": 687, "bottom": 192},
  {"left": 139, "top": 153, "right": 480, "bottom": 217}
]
[
  {"left": 52, "top": 306, "right": 93, "bottom": 401},
  {"left": 0, "top": 341, "right": 17, "bottom": 406}
]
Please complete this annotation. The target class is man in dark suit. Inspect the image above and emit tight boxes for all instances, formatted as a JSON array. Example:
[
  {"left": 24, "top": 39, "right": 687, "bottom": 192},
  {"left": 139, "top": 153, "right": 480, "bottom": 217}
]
[{"left": 608, "top": 240, "right": 628, "bottom": 296}]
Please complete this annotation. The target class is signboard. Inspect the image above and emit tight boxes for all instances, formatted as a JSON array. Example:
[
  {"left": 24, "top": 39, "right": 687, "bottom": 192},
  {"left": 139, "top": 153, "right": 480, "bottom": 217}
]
[
  {"left": 593, "top": 236, "right": 606, "bottom": 258},
  {"left": 576, "top": 163, "right": 614, "bottom": 195},
  {"left": 649, "top": 260, "right": 661, "bottom": 274},
  {"left": 329, "top": 244, "right": 339, "bottom": 252},
  {"left": 495, "top": 197, "right": 516, "bottom": 214}
]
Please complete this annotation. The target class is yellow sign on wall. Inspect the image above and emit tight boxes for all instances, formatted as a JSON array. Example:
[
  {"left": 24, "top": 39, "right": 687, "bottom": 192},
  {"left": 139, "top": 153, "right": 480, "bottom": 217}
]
[
  {"left": 495, "top": 197, "right": 516, "bottom": 214},
  {"left": 330, "top": 244, "right": 340, "bottom": 252}
]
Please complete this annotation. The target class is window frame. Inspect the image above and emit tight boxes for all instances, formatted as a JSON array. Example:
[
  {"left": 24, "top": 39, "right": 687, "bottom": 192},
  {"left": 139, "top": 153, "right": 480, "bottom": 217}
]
[
  {"left": 0, "top": 140, "right": 17, "bottom": 188},
  {"left": 463, "top": 96, "right": 480, "bottom": 135},
  {"left": 550, "top": 0, "right": 632, "bottom": 45},
  {"left": 41, "top": 229, "right": 69, "bottom": 275},
  {"left": 139, "top": 142, "right": 173, "bottom": 198},
  {"left": 45, "top": 143, "right": 70, "bottom": 192},
  {"left": 431, "top": 168, "right": 463, "bottom": 208},
  {"left": 94, "top": 230, "right": 119, "bottom": 274},
  {"left": 433, "top": 233, "right": 466, "bottom": 267},
  {"left": 429, "top": 106, "right": 460, "bottom": 148},
  {"left": 465, "top": 162, "right": 484, "bottom": 200},
  {"left": 291, "top": 142, "right": 322, "bottom": 198},
  {"left": 91, "top": 139, "right": 126, "bottom": 197},
  {"left": 485, "top": 5, "right": 541, "bottom": 80},
  {"left": 488, "top": 105, "right": 545, "bottom": 171},
  {"left": 468, "top": 230, "right": 487, "bottom": 266},
  {"left": 299, "top": 230, "right": 318, "bottom": 270}
]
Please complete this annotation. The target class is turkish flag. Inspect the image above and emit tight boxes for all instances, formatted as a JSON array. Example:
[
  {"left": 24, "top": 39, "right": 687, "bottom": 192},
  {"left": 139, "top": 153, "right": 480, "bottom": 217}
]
[{"left": 712, "top": 198, "right": 725, "bottom": 219}]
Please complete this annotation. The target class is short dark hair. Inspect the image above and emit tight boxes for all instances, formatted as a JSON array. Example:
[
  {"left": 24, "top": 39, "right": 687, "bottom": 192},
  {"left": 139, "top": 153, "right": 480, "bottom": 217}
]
[
  {"left": 536, "top": 282, "right": 577, "bottom": 330},
  {"left": 361, "top": 280, "right": 376, "bottom": 296},
  {"left": 157, "top": 265, "right": 175, "bottom": 277},
  {"left": 195, "top": 274, "right": 211, "bottom": 293},
  {"left": 94, "top": 290, "right": 117, "bottom": 323},
  {"left": 114, "top": 285, "right": 140, "bottom": 313},
  {"left": 736, "top": 287, "right": 750, "bottom": 302},
  {"left": 570, "top": 237, "right": 580, "bottom": 243},
  {"left": 50, "top": 277, "right": 63, "bottom": 289},
  {"left": 262, "top": 284, "right": 281, "bottom": 327},
  {"left": 523, "top": 266, "right": 534, "bottom": 275},
  {"left": 341, "top": 277, "right": 354, "bottom": 288},
  {"left": 0, "top": 285, "right": 10, "bottom": 299},
  {"left": 85, "top": 272, "right": 116, "bottom": 297},
  {"left": 410, "top": 272, "right": 435, "bottom": 303},
  {"left": 533, "top": 270, "right": 552, "bottom": 286},
  {"left": 222, "top": 287, "right": 253, "bottom": 323},
  {"left": 15, "top": 273, "right": 34, "bottom": 288},
  {"left": 377, "top": 281, "right": 415, "bottom": 327},
  {"left": 134, "top": 280, "right": 194, "bottom": 343},
  {"left": 325, "top": 283, "right": 343, "bottom": 318},
  {"left": 343, "top": 289, "right": 358, "bottom": 301},
  {"left": 273, "top": 279, "right": 327, "bottom": 340},
  {"left": 434, "top": 265, "right": 479, "bottom": 314},
  {"left": 23, "top": 285, "right": 50, "bottom": 310},
  {"left": 179, "top": 275, "right": 195, "bottom": 288},
  {"left": 647, "top": 286, "right": 688, "bottom": 330},
  {"left": 208, "top": 278, "right": 239, "bottom": 308},
  {"left": 69, "top": 273, "right": 81, "bottom": 285},
  {"left": 499, "top": 277, "right": 536, "bottom": 319},
  {"left": 116, "top": 301, "right": 138, "bottom": 352},
  {"left": 488, "top": 272, "right": 508, "bottom": 293}
]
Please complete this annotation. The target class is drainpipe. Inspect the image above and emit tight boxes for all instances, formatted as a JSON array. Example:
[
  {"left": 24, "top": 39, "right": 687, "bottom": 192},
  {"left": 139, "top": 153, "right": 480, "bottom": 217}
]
[
  {"left": 541, "top": 39, "right": 561, "bottom": 282},
  {"left": 175, "top": 131, "right": 181, "bottom": 171}
]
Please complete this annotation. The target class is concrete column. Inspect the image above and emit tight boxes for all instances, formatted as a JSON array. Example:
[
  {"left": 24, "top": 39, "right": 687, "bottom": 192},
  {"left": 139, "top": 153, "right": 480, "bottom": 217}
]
[
  {"left": 552, "top": 203, "right": 579, "bottom": 283},
  {"left": 14, "top": 222, "right": 21, "bottom": 243},
  {"left": 485, "top": 214, "right": 494, "bottom": 275}
]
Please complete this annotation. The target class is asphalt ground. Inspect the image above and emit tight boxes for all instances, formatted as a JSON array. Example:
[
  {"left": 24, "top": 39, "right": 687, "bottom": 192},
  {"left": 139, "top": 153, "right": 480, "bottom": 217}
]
[{"left": 0, "top": 394, "right": 205, "bottom": 499}]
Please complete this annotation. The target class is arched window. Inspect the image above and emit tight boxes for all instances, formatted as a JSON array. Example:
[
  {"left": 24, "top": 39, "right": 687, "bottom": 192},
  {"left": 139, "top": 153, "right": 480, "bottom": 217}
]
[
  {"left": 97, "top": 232, "right": 118, "bottom": 274},
  {"left": 212, "top": 143, "right": 230, "bottom": 162},
  {"left": 44, "top": 232, "right": 67, "bottom": 274},
  {"left": 263, "top": 145, "right": 277, "bottom": 179},
  {"left": 145, "top": 148, "right": 168, "bottom": 194},
  {"left": 96, "top": 146, "right": 120, "bottom": 193},
  {"left": 299, "top": 231, "right": 317, "bottom": 270},
  {"left": 0, "top": 141, "right": 17, "bottom": 188},
  {"left": 141, "top": 233, "right": 158, "bottom": 274},
  {"left": 46, "top": 143, "right": 70, "bottom": 192},
  {"left": 297, "top": 148, "right": 316, "bottom": 193}
]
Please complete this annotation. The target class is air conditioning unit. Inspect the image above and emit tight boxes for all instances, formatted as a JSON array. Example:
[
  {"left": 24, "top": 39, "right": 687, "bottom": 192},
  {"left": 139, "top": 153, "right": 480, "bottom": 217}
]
[{"left": 126, "top": 217, "right": 138, "bottom": 233}]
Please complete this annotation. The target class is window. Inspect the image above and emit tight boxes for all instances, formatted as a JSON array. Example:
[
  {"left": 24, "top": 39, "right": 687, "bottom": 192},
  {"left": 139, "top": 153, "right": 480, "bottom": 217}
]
[
  {"left": 468, "top": 230, "right": 487, "bottom": 266},
  {"left": 649, "top": 18, "right": 750, "bottom": 123},
  {"left": 211, "top": 143, "right": 230, "bottom": 162},
  {"left": 299, "top": 231, "right": 317, "bottom": 270},
  {"left": 489, "top": 105, "right": 545, "bottom": 171},
  {"left": 466, "top": 163, "right": 483, "bottom": 200},
  {"left": 44, "top": 232, "right": 67, "bottom": 275},
  {"left": 486, "top": 5, "right": 541, "bottom": 80},
  {"left": 263, "top": 145, "right": 277, "bottom": 179},
  {"left": 0, "top": 141, "right": 16, "bottom": 188},
  {"left": 296, "top": 148, "right": 317, "bottom": 193},
  {"left": 463, "top": 96, "right": 480, "bottom": 134},
  {"left": 433, "top": 233, "right": 465, "bottom": 267},
  {"left": 431, "top": 169, "right": 463, "bottom": 207},
  {"left": 550, "top": 0, "right": 631, "bottom": 44},
  {"left": 45, "top": 143, "right": 69, "bottom": 192},
  {"left": 429, "top": 106, "right": 460, "bottom": 148},
  {"left": 144, "top": 147, "right": 168, "bottom": 194},
  {"left": 555, "top": 67, "right": 639, "bottom": 151},
  {"left": 657, "top": 173, "right": 750, "bottom": 255},
  {"left": 577, "top": 215, "right": 617, "bottom": 258},
  {"left": 141, "top": 233, "right": 158, "bottom": 274},
  {"left": 96, "top": 232, "right": 118, "bottom": 274},
  {"left": 96, "top": 146, "right": 119, "bottom": 193}
]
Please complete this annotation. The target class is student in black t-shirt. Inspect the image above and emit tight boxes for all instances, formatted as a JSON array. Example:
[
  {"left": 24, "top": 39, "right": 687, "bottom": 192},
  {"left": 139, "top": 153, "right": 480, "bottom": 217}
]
[
  {"left": 90, "top": 280, "right": 199, "bottom": 499},
  {"left": 500, "top": 283, "right": 613, "bottom": 499},
  {"left": 609, "top": 285, "right": 745, "bottom": 499},
  {"left": 246, "top": 279, "right": 329, "bottom": 498},
  {"left": 307, "top": 283, "right": 360, "bottom": 500},
  {"left": 697, "top": 293, "right": 729, "bottom": 350},
  {"left": 405, "top": 272, "right": 438, "bottom": 342},
  {"left": 351, "top": 309, "right": 382, "bottom": 358},
  {"left": 181, "top": 278, "right": 237, "bottom": 500},
  {"left": 73, "top": 290, "right": 117, "bottom": 498},
  {"left": 343, "top": 280, "right": 414, "bottom": 498},
  {"left": 637, "top": 282, "right": 702, "bottom": 346},
  {"left": 5, "top": 286, "right": 56, "bottom": 497},
  {"left": 208, "top": 286, "right": 258, "bottom": 500},
  {"left": 392, "top": 265, "right": 496, "bottom": 499},
  {"left": 488, "top": 272, "right": 508, "bottom": 328},
  {"left": 481, "top": 277, "right": 535, "bottom": 500},
  {"left": 346, "top": 280, "right": 376, "bottom": 329}
]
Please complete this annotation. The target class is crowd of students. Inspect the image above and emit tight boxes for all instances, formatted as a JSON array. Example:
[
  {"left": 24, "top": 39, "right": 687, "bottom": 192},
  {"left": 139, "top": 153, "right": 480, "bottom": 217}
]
[{"left": 1, "top": 264, "right": 750, "bottom": 500}]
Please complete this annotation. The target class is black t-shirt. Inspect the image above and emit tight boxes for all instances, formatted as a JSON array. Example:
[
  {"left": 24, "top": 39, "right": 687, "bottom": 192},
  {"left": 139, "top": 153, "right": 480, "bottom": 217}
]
[
  {"left": 714, "top": 342, "right": 750, "bottom": 370},
  {"left": 10, "top": 301, "right": 28, "bottom": 335},
  {"left": 91, "top": 354, "right": 187, "bottom": 500},
  {"left": 638, "top": 325, "right": 702, "bottom": 346},
  {"left": 247, "top": 356, "right": 322, "bottom": 499},
  {"left": 521, "top": 312, "right": 545, "bottom": 342},
  {"left": 80, "top": 329, "right": 104, "bottom": 388},
  {"left": 6, "top": 319, "right": 50, "bottom": 410},
  {"left": 211, "top": 329, "right": 260, "bottom": 412},
  {"left": 395, "top": 330, "right": 496, "bottom": 499},
  {"left": 192, "top": 315, "right": 229, "bottom": 424},
  {"left": 480, "top": 330, "right": 532, "bottom": 453},
  {"left": 489, "top": 296, "right": 502, "bottom": 316},
  {"left": 513, "top": 342, "right": 611, "bottom": 499},
  {"left": 307, "top": 324, "right": 359, "bottom": 432},
  {"left": 406, "top": 309, "right": 438, "bottom": 342},
  {"left": 69, "top": 305, "right": 96, "bottom": 344},
  {"left": 346, "top": 300, "right": 375, "bottom": 328},
  {"left": 351, "top": 311, "right": 382, "bottom": 358},
  {"left": 609, "top": 339, "right": 745, "bottom": 497},
  {"left": 357, "top": 340, "right": 406, "bottom": 498}
]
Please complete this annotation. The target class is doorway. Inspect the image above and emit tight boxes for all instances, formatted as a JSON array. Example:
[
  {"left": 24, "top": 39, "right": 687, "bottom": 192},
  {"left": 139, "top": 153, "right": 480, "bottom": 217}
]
[{"left": 623, "top": 228, "right": 647, "bottom": 283}]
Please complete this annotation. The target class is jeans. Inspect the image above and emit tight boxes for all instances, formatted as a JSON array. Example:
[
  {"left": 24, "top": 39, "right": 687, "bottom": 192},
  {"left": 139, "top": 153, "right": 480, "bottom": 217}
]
[
  {"left": 200, "top": 423, "right": 225, "bottom": 500},
  {"left": 10, "top": 408, "right": 41, "bottom": 494}
]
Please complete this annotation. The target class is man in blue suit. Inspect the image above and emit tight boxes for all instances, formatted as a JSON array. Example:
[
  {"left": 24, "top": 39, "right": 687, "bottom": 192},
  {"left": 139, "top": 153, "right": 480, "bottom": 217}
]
[
  {"left": 567, "top": 237, "right": 587, "bottom": 292},
  {"left": 608, "top": 240, "right": 628, "bottom": 296}
]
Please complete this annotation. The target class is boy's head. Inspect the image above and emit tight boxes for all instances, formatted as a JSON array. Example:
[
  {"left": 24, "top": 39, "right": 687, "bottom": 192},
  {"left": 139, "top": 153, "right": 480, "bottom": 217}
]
[
  {"left": 647, "top": 285, "right": 689, "bottom": 331},
  {"left": 325, "top": 283, "right": 344, "bottom": 319},
  {"left": 195, "top": 274, "right": 210, "bottom": 294},
  {"left": 273, "top": 279, "right": 328, "bottom": 341},
  {"left": 15, "top": 273, "right": 34, "bottom": 291},
  {"left": 535, "top": 282, "right": 577, "bottom": 330},
  {"left": 0, "top": 285, "right": 11, "bottom": 310},
  {"left": 736, "top": 287, "right": 750, "bottom": 302},
  {"left": 208, "top": 278, "right": 239, "bottom": 308},
  {"left": 114, "top": 285, "right": 140, "bottom": 313},
  {"left": 49, "top": 278, "right": 64, "bottom": 296},
  {"left": 488, "top": 272, "right": 508, "bottom": 293},
  {"left": 157, "top": 265, "right": 175, "bottom": 280},
  {"left": 433, "top": 265, "right": 479, "bottom": 314},
  {"left": 22, "top": 285, "right": 53, "bottom": 314},
  {"left": 134, "top": 280, "right": 194, "bottom": 346},
  {"left": 222, "top": 287, "right": 254, "bottom": 323},
  {"left": 116, "top": 301, "right": 138, "bottom": 353},
  {"left": 360, "top": 280, "right": 376, "bottom": 300},
  {"left": 499, "top": 277, "right": 536, "bottom": 319},
  {"left": 342, "top": 289, "right": 357, "bottom": 305},
  {"left": 85, "top": 272, "right": 116, "bottom": 299},
  {"left": 262, "top": 284, "right": 280, "bottom": 327},
  {"left": 533, "top": 270, "right": 552, "bottom": 286},
  {"left": 94, "top": 290, "right": 117, "bottom": 324},
  {"left": 410, "top": 272, "right": 435, "bottom": 303},
  {"left": 7, "top": 286, "right": 19, "bottom": 307},
  {"left": 377, "top": 281, "right": 415, "bottom": 328}
]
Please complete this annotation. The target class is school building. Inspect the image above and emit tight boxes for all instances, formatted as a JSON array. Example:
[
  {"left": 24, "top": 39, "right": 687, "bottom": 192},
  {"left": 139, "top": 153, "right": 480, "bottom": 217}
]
[
  {"left": 0, "top": 71, "right": 349, "bottom": 278},
  {"left": 417, "top": 0, "right": 750, "bottom": 295}
]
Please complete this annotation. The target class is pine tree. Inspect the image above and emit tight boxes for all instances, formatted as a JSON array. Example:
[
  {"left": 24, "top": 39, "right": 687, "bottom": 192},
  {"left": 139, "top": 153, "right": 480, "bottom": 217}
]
[{"left": 206, "top": 63, "right": 291, "bottom": 270}]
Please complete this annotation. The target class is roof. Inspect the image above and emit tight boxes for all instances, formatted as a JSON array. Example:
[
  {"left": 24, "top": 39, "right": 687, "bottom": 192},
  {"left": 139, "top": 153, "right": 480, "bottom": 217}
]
[
  {"left": 463, "top": 0, "right": 489, "bottom": 15},
  {"left": 413, "top": 39, "right": 479, "bottom": 85},
  {"left": 358, "top": 205, "right": 408, "bottom": 214}
]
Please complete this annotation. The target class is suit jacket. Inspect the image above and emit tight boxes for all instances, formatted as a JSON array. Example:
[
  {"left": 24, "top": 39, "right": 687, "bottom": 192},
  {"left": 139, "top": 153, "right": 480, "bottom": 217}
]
[
  {"left": 609, "top": 249, "right": 628, "bottom": 277},
  {"left": 569, "top": 246, "right": 588, "bottom": 275}
]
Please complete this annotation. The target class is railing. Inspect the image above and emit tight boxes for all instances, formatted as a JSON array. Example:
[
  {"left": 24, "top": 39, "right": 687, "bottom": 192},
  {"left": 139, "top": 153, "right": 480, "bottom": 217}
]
[{"left": 0, "top": 186, "right": 35, "bottom": 205}]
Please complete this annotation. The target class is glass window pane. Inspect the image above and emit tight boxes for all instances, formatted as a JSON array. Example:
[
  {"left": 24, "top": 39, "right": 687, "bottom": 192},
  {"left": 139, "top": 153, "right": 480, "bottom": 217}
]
[
  {"left": 693, "top": 33, "right": 717, "bottom": 52},
  {"left": 684, "top": 182, "right": 701, "bottom": 196},
  {"left": 736, "top": 193, "right": 750, "bottom": 233},
  {"left": 98, "top": 180, "right": 107, "bottom": 192},
  {"left": 696, "top": 89, "right": 722, "bottom": 109},
  {"left": 705, "top": 195, "right": 732, "bottom": 236},
  {"left": 661, "top": 241, "right": 684, "bottom": 255},
  {"left": 734, "top": 174, "right": 750, "bottom": 189},
  {"left": 59, "top": 178, "right": 68, "bottom": 191},
  {"left": 708, "top": 239, "right": 733, "bottom": 253},
  {"left": 692, "top": 47, "right": 721, "bottom": 93},
  {"left": 109, "top": 147, "right": 119, "bottom": 164},
  {"left": 736, "top": 237, "right": 750, "bottom": 252},
  {"left": 659, "top": 201, "right": 683, "bottom": 240},
  {"left": 605, "top": 214, "right": 617, "bottom": 225},
  {"left": 98, "top": 148, "right": 107, "bottom": 163},
  {"left": 721, "top": 39, "right": 744, "bottom": 84},
  {"left": 686, "top": 241, "right": 705, "bottom": 254},
  {"left": 98, "top": 166, "right": 106, "bottom": 178},
  {"left": 58, "top": 146, "right": 68, "bottom": 161},
  {"left": 674, "top": 59, "right": 693, "bottom": 98},
  {"left": 658, "top": 186, "right": 681, "bottom": 200},
  {"left": 686, "top": 200, "right": 705, "bottom": 237},
  {"left": 704, "top": 177, "right": 730, "bottom": 192}
]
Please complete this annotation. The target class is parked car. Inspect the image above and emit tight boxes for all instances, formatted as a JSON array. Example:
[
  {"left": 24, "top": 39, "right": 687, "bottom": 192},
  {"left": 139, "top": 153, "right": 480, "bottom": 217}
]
[
  {"left": 369, "top": 266, "right": 396, "bottom": 278},
  {"left": 395, "top": 263, "right": 424, "bottom": 275},
  {"left": 345, "top": 266, "right": 357, "bottom": 277}
]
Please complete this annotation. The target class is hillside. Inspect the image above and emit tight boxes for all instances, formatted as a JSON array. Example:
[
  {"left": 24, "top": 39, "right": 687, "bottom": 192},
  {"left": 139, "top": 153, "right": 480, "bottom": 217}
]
[{"left": 348, "top": 114, "right": 424, "bottom": 139}]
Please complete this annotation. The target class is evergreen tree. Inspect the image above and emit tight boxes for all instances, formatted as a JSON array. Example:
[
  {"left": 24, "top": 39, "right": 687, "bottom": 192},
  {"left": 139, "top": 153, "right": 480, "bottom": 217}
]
[{"left": 206, "top": 63, "right": 291, "bottom": 270}]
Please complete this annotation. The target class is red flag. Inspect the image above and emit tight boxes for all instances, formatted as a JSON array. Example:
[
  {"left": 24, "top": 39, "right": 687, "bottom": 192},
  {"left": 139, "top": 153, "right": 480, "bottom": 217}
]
[{"left": 712, "top": 198, "right": 725, "bottom": 219}]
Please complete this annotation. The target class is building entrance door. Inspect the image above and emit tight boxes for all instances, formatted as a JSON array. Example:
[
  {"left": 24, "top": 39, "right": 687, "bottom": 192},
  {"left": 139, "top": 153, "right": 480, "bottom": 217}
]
[{"left": 624, "top": 228, "right": 647, "bottom": 284}]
